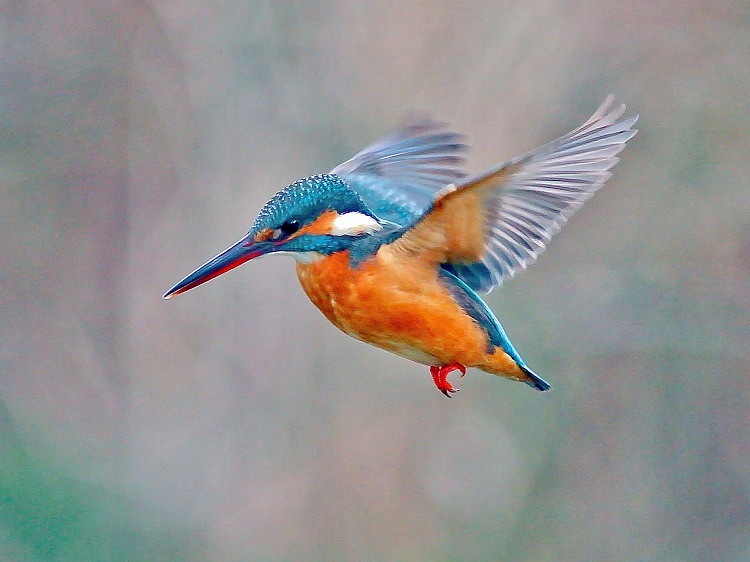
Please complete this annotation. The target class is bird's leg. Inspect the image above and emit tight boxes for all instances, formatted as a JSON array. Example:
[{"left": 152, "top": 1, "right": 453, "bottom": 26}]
[{"left": 430, "top": 363, "right": 467, "bottom": 398}]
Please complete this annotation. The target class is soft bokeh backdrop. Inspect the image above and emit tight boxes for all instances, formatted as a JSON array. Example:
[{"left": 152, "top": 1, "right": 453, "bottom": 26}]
[{"left": 2, "top": 1, "right": 749, "bottom": 560}]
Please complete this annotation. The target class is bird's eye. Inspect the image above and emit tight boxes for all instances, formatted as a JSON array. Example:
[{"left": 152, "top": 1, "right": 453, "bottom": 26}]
[
  {"left": 280, "top": 220, "right": 300, "bottom": 235},
  {"left": 270, "top": 220, "right": 300, "bottom": 241}
]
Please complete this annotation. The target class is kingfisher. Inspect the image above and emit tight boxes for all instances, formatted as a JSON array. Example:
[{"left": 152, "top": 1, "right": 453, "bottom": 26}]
[{"left": 164, "top": 96, "right": 637, "bottom": 397}]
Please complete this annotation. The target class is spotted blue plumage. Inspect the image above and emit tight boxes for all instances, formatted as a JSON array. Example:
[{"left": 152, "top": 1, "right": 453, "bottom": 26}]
[{"left": 251, "top": 174, "right": 375, "bottom": 235}]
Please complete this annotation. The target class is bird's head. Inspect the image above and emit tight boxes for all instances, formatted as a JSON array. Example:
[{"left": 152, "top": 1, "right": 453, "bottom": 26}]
[{"left": 163, "top": 174, "right": 382, "bottom": 298}]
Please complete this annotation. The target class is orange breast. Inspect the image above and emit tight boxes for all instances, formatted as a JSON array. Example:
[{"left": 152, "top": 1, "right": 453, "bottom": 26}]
[{"left": 295, "top": 247, "right": 492, "bottom": 368}]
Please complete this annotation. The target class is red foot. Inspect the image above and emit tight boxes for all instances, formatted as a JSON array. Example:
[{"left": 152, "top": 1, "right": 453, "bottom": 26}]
[{"left": 430, "top": 363, "right": 467, "bottom": 398}]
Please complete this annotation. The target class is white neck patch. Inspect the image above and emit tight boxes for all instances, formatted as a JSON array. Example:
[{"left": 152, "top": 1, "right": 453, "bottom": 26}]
[{"left": 331, "top": 212, "right": 382, "bottom": 237}]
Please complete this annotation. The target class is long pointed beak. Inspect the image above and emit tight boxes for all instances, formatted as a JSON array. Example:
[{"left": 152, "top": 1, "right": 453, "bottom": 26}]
[{"left": 163, "top": 236, "right": 269, "bottom": 299}]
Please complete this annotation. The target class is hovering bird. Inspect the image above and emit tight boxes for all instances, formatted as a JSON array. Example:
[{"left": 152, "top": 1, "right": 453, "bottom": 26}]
[{"left": 164, "top": 96, "right": 637, "bottom": 397}]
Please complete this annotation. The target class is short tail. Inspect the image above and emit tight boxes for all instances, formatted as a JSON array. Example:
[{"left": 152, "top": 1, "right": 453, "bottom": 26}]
[{"left": 519, "top": 363, "right": 551, "bottom": 392}]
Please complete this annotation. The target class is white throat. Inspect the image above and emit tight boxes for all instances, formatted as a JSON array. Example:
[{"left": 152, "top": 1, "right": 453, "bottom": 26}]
[
  {"left": 271, "top": 250, "right": 325, "bottom": 264},
  {"left": 292, "top": 251, "right": 325, "bottom": 264}
]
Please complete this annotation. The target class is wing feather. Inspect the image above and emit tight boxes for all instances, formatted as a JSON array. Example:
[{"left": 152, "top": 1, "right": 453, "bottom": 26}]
[
  {"left": 331, "top": 115, "right": 468, "bottom": 225},
  {"left": 392, "top": 96, "right": 638, "bottom": 293}
]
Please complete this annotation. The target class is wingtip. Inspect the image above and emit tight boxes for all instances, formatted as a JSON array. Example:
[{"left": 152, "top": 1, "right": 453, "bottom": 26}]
[{"left": 590, "top": 94, "right": 618, "bottom": 122}]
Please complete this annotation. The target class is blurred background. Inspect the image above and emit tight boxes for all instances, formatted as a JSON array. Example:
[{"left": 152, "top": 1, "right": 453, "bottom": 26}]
[{"left": 1, "top": 1, "right": 749, "bottom": 560}]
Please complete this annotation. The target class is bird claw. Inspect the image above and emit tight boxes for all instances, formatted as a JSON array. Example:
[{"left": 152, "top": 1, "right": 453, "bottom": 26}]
[{"left": 430, "top": 363, "right": 467, "bottom": 398}]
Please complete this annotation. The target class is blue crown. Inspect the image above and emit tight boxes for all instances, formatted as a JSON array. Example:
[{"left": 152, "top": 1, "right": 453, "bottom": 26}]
[{"left": 250, "top": 174, "right": 375, "bottom": 235}]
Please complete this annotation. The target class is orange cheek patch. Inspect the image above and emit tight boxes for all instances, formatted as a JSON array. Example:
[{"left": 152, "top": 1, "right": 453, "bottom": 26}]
[
  {"left": 254, "top": 209, "right": 340, "bottom": 244},
  {"left": 254, "top": 228, "right": 274, "bottom": 242},
  {"left": 295, "top": 209, "right": 338, "bottom": 237}
]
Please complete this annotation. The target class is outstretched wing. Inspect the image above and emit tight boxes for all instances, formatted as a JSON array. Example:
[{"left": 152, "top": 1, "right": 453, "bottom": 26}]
[
  {"left": 331, "top": 115, "right": 468, "bottom": 226},
  {"left": 393, "top": 96, "right": 639, "bottom": 293}
]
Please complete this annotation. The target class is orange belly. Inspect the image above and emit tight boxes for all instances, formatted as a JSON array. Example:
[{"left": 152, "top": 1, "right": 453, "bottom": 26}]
[{"left": 295, "top": 247, "right": 526, "bottom": 380}]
